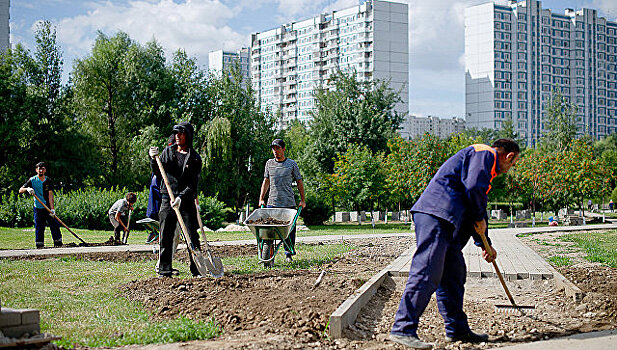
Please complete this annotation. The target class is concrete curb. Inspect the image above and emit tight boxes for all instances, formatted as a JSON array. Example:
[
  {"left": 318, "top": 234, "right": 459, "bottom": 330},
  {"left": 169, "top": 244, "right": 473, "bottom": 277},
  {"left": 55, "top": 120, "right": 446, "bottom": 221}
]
[
  {"left": 328, "top": 247, "right": 414, "bottom": 339},
  {"left": 543, "top": 262, "right": 584, "bottom": 302}
]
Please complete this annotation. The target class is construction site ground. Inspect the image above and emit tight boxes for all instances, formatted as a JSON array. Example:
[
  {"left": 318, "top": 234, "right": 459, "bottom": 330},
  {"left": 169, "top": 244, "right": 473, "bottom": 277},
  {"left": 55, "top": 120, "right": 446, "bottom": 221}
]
[{"left": 2, "top": 225, "right": 617, "bottom": 349}]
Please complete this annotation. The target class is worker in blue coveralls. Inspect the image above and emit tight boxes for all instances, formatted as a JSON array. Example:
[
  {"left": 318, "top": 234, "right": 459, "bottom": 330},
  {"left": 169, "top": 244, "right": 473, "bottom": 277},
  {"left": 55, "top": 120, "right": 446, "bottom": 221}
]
[{"left": 390, "top": 139, "right": 520, "bottom": 349}]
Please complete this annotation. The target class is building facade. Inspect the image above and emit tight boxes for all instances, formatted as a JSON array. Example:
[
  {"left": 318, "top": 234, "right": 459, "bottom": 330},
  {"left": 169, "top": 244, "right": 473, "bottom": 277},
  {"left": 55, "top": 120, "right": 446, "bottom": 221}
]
[
  {"left": 399, "top": 115, "right": 466, "bottom": 140},
  {"left": 250, "top": 0, "right": 408, "bottom": 129},
  {"left": 0, "top": 0, "right": 9, "bottom": 53},
  {"left": 208, "top": 48, "right": 250, "bottom": 83},
  {"left": 465, "top": 0, "right": 617, "bottom": 146}
]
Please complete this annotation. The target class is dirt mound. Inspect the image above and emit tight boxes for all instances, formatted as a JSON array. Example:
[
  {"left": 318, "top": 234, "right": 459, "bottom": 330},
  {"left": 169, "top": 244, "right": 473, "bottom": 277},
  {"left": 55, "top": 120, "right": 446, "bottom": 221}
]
[
  {"left": 560, "top": 264, "right": 617, "bottom": 324},
  {"left": 119, "top": 238, "right": 408, "bottom": 349}
]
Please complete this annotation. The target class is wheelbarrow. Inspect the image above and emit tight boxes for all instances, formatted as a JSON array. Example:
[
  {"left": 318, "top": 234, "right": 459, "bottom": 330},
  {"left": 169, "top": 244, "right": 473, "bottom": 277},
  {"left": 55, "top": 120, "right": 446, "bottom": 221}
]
[{"left": 244, "top": 207, "right": 301, "bottom": 267}]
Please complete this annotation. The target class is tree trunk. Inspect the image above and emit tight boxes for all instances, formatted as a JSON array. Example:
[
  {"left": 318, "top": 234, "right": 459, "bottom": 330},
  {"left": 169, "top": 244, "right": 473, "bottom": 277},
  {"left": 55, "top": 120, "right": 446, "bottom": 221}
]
[{"left": 106, "top": 87, "right": 117, "bottom": 180}]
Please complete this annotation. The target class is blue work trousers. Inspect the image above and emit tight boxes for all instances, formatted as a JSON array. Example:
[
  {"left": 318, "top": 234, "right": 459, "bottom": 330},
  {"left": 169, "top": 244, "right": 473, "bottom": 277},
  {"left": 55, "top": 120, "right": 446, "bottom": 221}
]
[
  {"left": 391, "top": 212, "right": 471, "bottom": 338},
  {"left": 33, "top": 207, "right": 62, "bottom": 248}
]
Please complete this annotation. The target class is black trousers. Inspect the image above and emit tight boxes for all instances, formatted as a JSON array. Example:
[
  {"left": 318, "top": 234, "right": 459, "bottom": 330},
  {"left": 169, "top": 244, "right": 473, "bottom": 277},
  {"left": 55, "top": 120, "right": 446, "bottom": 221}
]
[{"left": 158, "top": 198, "right": 201, "bottom": 276}]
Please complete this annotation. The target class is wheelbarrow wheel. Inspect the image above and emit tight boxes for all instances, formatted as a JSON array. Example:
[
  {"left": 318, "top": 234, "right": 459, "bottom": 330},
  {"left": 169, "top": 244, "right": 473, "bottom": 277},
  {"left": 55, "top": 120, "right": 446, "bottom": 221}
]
[{"left": 261, "top": 240, "right": 275, "bottom": 268}]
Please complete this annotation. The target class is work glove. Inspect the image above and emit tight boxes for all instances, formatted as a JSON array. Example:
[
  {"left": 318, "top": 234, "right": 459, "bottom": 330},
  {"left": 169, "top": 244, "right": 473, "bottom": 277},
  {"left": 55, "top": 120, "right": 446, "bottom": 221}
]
[
  {"left": 25, "top": 187, "right": 35, "bottom": 195},
  {"left": 149, "top": 146, "right": 159, "bottom": 158},
  {"left": 171, "top": 197, "right": 181, "bottom": 209},
  {"left": 50, "top": 209, "right": 56, "bottom": 217}
]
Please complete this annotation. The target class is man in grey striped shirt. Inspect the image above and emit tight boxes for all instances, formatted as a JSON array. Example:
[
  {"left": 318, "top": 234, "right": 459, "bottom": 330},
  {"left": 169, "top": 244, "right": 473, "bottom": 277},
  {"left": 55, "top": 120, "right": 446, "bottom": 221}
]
[{"left": 259, "top": 139, "right": 306, "bottom": 262}]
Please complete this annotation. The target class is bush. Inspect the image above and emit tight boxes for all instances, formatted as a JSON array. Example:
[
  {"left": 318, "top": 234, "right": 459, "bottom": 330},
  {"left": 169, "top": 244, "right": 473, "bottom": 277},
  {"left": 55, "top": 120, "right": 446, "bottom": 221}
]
[
  {"left": 197, "top": 195, "right": 226, "bottom": 230},
  {"left": 300, "top": 192, "right": 333, "bottom": 226},
  {"left": 0, "top": 192, "right": 33, "bottom": 227},
  {"left": 0, "top": 188, "right": 227, "bottom": 231}
]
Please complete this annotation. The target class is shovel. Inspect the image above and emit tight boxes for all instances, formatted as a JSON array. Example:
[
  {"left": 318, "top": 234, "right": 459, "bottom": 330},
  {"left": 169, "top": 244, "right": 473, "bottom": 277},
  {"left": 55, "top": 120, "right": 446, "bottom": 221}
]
[
  {"left": 195, "top": 199, "right": 224, "bottom": 278},
  {"left": 122, "top": 209, "right": 132, "bottom": 244},
  {"left": 31, "top": 193, "right": 88, "bottom": 245},
  {"left": 154, "top": 154, "right": 210, "bottom": 277}
]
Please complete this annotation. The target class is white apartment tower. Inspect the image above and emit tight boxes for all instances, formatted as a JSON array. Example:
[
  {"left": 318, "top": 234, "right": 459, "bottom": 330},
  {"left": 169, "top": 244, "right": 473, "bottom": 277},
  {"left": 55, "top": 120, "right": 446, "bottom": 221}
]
[
  {"left": 208, "top": 48, "right": 250, "bottom": 83},
  {"left": 399, "top": 116, "right": 466, "bottom": 140},
  {"left": 0, "top": 0, "right": 9, "bottom": 52},
  {"left": 251, "top": 0, "right": 408, "bottom": 129},
  {"left": 466, "top": 0, "right": 617, "bottom": 146}
]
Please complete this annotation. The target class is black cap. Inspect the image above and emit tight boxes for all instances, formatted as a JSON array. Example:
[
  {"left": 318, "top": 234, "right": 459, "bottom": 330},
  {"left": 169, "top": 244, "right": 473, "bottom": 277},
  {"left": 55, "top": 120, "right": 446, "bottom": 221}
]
[
  {"left": 172, "top": 124, "right": 187, "bottom": 134},
  {"left": 271, "top": 139, "right": 285, "bottom": 149},
  {"left": 172, "top": 122, "right": 194, "bottom": 147}
]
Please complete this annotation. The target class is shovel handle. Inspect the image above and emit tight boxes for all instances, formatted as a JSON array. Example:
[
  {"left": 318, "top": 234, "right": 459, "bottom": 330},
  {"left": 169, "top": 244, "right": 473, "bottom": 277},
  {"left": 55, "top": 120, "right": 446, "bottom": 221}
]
[
  {"left": 122, "top": 210, "right": 132, "bottom": 244},
  {"left": 194, "top": 199, "right": 212, "bottom": 250},
  {"left": 32, "top": 193, "right": 87, "bottom": 244}
]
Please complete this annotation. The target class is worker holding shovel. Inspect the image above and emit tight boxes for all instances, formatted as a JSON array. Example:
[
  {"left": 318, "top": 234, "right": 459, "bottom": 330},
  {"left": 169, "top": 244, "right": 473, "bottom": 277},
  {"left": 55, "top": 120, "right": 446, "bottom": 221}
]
[
  {"left": 149, "top": 122, "right": 203, "bottom": 278},
  {"left": 19, "top": 162, "right": 63, "bottom": 249},
  {"left": 390, "top": 139, "right": 520, "bottom": 349}
]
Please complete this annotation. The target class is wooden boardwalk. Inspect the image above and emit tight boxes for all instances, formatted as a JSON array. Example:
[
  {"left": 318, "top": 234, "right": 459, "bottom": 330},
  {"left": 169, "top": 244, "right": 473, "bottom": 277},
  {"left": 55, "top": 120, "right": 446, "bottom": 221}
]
[{"left": 388, "top": 228, "right": 571, "bottom": 280}]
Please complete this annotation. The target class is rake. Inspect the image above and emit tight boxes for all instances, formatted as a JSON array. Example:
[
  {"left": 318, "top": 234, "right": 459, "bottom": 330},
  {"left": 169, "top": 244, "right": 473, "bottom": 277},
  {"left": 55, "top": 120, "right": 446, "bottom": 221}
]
[{"left": 478, "top": 232, "right": 535, "bottom": 315}]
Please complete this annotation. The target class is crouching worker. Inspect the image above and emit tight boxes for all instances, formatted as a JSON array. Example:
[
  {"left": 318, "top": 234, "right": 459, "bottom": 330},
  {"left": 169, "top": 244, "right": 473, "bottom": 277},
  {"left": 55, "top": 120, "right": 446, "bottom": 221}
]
[{"left": 108, "top": 192, "right": 137, "bottom": 243}]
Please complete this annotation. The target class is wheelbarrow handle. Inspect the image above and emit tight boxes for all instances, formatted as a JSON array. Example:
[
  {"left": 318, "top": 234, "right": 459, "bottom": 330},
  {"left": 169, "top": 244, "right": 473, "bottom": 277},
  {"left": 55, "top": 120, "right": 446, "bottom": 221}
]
[{"left": 291, "top": 206, "right": 302, "bottom": 230}]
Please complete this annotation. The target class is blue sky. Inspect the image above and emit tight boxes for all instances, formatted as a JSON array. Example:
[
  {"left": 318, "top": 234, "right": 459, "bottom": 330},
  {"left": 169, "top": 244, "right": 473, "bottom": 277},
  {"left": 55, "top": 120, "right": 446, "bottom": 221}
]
[{"left": 9, "top": 0, "right": 617, "bottom": 118}]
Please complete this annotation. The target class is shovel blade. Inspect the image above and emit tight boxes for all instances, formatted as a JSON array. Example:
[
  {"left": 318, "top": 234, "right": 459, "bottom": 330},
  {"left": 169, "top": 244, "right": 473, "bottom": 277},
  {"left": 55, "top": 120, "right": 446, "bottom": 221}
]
[
  {"left": 209, "top": 256, "right": 224, "bottom": 278},
  {"left": 193, "top": 250, "right": 224, "bottom": 278}
]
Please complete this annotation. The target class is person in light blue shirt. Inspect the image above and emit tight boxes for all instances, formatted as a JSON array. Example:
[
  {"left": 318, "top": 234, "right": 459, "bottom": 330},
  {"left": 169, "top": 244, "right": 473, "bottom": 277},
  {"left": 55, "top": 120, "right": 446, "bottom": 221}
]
[{"left": 19, "top": 162, "right": 62, "bottom": 248}]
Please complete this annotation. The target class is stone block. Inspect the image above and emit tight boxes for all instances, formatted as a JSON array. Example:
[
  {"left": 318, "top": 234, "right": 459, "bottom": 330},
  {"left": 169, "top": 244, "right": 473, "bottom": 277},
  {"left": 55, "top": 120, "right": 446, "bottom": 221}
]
[
  {"left": 335, "top": 212, "right": 350, "bottom": 222},
  {"left": 491, "top": 209, "right": 507, "bottom": 220},
  {"left": 391, "top": 211, "right": 400, "bottom": 221},
  {"left": 379, "top": 211, "right": 386, "bottom": 220},
  {"left": 19, "top": 309, "right": 39, "bottom": 325},
  {"left": 349, "top": 211, "right": 359, "bottom": 222},
  {"left": 0, "top": 308, "right": 21, "bottom": 327},
  {"left": 359, "top": 211, "right": 366, "bottom": 221},
  {"left": 1, "top": 323, "right": 40, "bottom": 338}
]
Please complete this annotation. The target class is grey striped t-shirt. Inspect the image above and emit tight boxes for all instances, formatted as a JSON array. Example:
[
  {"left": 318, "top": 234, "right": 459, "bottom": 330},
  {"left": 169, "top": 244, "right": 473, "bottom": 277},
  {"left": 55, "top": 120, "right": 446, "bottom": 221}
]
[{"left": 264, "top": 158, "right": 302, "bottom": 207}]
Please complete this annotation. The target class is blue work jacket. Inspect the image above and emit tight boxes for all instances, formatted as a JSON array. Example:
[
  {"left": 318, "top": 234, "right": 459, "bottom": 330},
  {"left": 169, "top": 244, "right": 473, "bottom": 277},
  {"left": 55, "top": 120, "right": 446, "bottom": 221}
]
[{"left": 411, "top": 144, "right": 498, "bottom": 246}]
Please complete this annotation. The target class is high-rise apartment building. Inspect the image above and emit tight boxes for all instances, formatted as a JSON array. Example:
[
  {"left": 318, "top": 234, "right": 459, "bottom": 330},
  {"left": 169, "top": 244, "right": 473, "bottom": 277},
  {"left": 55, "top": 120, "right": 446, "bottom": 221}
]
[
  {"left": 399, "top": 115, "right": 466, "bottom": 140},
  {"left": 208, "top": 48, "right": 250, "bottom": 82},
  {"left": 0, "top": 0, "right": 9, "bottom": 52},
  {"left": 251, "top": 0, "right": 408, "bottom": 129},
  {"left": 465, "top": 0, "right": 617, "bottom": 146}
]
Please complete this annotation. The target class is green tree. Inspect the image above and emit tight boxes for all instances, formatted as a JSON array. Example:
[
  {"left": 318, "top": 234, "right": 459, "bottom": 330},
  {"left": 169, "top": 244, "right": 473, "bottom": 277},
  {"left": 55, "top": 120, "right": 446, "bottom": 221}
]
[
  {"left": 327, "top": 145, "right": 386, "bottom": 211},
  {"left": 541, "top": 88, "right": 578, "bottom": 152},
  {"left": 308, "top": 70, "right": 405, "bottom": 173},
  {"left": 385, "top": 133, "right": 449, "bottom": 207},
  {"left": 72, "top": 31, "right": 173, "bottom": 187},
  {"left": 199, "top": 68, "right": 274, "bottom": 211},
  {"left": 0, "top": 22, "right": 94, "bottom": 195}
]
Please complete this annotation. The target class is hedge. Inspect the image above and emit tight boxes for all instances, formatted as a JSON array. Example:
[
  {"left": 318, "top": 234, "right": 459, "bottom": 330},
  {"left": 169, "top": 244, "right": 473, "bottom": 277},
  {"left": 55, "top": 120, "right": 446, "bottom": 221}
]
[{"left": 0, "top": 188, "right": 226, "bottom": 230}]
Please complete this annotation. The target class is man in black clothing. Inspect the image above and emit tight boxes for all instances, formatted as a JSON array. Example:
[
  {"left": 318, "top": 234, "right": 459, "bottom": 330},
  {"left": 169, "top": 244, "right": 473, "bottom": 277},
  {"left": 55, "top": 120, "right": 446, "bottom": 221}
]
[{"left": 149, "top": 122, "right": 203, "bottom": 277}]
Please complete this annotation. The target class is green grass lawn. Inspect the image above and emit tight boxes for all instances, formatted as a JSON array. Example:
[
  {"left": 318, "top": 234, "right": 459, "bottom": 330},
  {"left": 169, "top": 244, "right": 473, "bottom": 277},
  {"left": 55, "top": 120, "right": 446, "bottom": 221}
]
[
  {"left": 559, "top": 230, "right": 617, "bottom": 267},
  {"left": 0, "top": 242, "right": 355, "bottom": 347}
]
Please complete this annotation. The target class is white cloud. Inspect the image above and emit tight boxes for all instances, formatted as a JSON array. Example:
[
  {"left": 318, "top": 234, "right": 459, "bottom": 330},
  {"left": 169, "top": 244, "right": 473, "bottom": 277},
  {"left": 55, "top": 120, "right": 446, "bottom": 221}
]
[
  {"left": 586, "top": 0, "right": 617, "bottom": 19},
  {"left": 54, "top": 0, "right": 246, "bottom": 64}
]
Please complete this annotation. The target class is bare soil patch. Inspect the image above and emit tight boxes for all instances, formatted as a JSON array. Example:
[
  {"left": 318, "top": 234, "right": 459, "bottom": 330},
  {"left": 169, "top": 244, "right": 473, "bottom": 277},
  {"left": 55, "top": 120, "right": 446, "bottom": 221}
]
[{"left": 111, "top": 233, "right": 617, "bottom": 349}]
